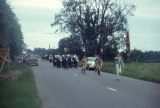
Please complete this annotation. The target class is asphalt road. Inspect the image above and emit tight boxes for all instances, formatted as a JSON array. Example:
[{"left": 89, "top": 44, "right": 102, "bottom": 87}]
[{"left": 32, "top": 60, "right": 160, "bottom": 108}]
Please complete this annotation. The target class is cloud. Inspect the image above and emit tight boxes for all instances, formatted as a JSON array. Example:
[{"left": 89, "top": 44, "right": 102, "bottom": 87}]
[
  {"left": 127, "top": 0, "right": 160, "bottom": 51},
  {"left": 7, "top": 0, "right": 160, "bottom": 51},
  {"left": 8, "top": 0, "right": 63, "bottom": 8},
  {"left": 7, "top": 1, "right": 70, "bottom": 50},
  {"left": 121, "top": 0, "right": 160, "bottom": 20},
  {"left": 23, "top": 31, "right": 70, "bottom": 50}
]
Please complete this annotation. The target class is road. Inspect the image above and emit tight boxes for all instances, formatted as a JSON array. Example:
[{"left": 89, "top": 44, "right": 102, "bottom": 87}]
[{"left": 32, "top": 60, "right": 160, "bottom": 108}]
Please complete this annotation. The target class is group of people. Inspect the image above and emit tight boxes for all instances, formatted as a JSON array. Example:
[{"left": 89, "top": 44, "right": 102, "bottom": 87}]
[
  {"left": 41, "top": 54, "right": 49, "bottom": 61},
  {"left": 81, "top": 53, "right": 124, "bottom": 81},
  {"left": 42, "top": 53, "right": 124, "bottom": 81},
  {"left": 52, "top": 54, "right": 79, "bottom": 69},
  {"left": 80, "top": 54, "right": 103, "bottom": 75}
]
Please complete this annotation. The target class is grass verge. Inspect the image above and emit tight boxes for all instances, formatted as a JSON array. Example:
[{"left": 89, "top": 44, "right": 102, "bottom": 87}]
[
  {"left": 103, "top": 62, "right": 160, "bottom": 83},
  {"left": 79, "top": 62, "right": 160, "bottom": 83},
  {"left": 0, "top": 63, "right": 40, "bottom": 108}
]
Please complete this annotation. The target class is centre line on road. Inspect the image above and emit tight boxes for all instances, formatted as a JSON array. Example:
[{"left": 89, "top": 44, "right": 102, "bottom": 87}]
[
  {"left": 108, "top": 87, "right": 117, "bottom": 91},
  {"left": 74, "top": 74, "right": 77, "bottom": 76}
]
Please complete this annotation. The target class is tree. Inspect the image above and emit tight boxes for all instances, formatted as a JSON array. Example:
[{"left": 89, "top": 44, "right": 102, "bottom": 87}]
[
  {"left": 129, "top": 49, "right": 143, "bottom": 62},
  {"left": 105, "top": 36, "right": 120, "bottom": 60},
  {"left": 33, "top": 47, "right": 46, "bottom": 55},
  {"left": 58, "top": 35, "right": 83, "bottom": 56},
  {"left": 122, "top": 49, "right": 160, "bottom": 63},
  {"left": 143, "top": 51, "right": 160, "bottom": 63},
  {"left": 0, "top": 0, "right": 25, "bottom": 59},
  {"left": 51, "top": 0, "right": 136, "bottom": 58},
  {"left": 45, "top": 48, "right": 59, "bottom": 56},
  {"left": 26, "top": 49, "right": 32, "bottom": 53}
]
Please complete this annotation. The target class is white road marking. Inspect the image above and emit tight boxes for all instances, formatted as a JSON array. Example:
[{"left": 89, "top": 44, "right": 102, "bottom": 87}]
[
  {"left": 74, "top": 74, "right": 77, "bottom": 76},
  {"left": 108, "top": 87, "right": 117, "bottom": 91}
]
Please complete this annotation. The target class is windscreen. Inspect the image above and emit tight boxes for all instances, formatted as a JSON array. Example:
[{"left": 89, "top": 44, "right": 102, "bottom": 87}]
[{"left": 87, "top": 57, "right": 95, "bottom": 61}]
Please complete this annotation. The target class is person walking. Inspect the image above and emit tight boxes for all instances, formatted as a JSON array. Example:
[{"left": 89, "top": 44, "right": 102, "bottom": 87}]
[
  {"left": 95, "top": 55, "right": 101, "bottom": 76},
  {"left": 115, "top": 53, "right": 124, "bottom": 81},
  {"left": 64, "top": 54, "right": 68, "bottom": 70},
  {"left": 81, "top": 56, "right": 87, "bottom": 74},
  {"left": 94, "top": 54, "right": 98, "bottom": 73}
]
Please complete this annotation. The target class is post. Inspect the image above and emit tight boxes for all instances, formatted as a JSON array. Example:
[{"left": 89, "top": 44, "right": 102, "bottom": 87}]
[
  {"left": 0, "top": 48, "right": 10, "bottom": 73},
  {"left": 8, "top": 49, "right": 10, "bottom": 72}
]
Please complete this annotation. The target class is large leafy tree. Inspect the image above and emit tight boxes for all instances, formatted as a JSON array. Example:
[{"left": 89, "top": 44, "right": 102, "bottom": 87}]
[
  {"left": 58, "top": 35, "right": 83, "bottom": 56},
  {"left": 51, "top": 0, "right": 136, "bottom": 59},
  {"left": 0, "top": 0, "right": 25, "bottom": 59},
  {"left": 122, "top": 49, "right": 160, "bottom": 63},
  {"left": 34, "top": 47, "right": 46, "bottom": 55}
]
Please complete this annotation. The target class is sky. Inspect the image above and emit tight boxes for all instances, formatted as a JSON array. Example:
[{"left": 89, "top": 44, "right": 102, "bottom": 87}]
[{"left": 7, "top": 0, "right": 160, "bottom": 51}]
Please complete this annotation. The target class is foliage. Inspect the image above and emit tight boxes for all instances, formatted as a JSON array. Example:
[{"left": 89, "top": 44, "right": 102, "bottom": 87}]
[
  {"left": 46, "top": 48, "right": 60, "bottom": 56},
  {"left": 0, "top": 0, "right": 25, "bottom": 59},
  {"left": 58, "top": 35, "right": 84, "bottom": 56},
  {"left": 103, "top": 62, "right": 160, "bottom": 83},
  {"left": 33, "top": 47, "right": 46, "bottom": 55},
  {"left": 33, "top": 47, "right": 60, "bottom": 56},
  {"left": 122, "top": 49, "right": 160, "bottom": 63},
  {"left": 51, "top": 0, "right": 136, "bottom": 57},
  {"left": 78, "top": 62, "right": 160, "bottom": 83},
  {"left": 25, "top": 49, "right": 33, "bottom": 53}
]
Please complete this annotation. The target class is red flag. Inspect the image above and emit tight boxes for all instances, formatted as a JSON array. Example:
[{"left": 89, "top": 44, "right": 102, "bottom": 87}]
[{"left": 125, "top": 31, "right": 130, "bottom": 56}]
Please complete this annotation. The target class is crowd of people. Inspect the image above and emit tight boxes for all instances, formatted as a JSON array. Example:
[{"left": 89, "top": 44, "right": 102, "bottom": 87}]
[
  {"left": 41, "top": 53, "right": 124, "bottom": 81},
  {"left": 41, "top": 54, "right": 79, "bottom": 69}
]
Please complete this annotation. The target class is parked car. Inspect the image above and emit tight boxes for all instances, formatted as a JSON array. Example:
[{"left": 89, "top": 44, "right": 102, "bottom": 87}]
[
  {"left": 27, "top": 55, "right": 38, "bottom": 66},
  {"left": 86, "top": 57, "right": 96, "bottom": 70}
]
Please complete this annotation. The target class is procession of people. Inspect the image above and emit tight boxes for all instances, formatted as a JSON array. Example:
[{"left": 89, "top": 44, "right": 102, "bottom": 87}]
[
  {"left": 41, "top": 52, "right": 124, "bottom": 81},
  {"left": 42, "top": 54, "right": 79, "bottom": 69},
  {"left": 40, "top": 32, "right": 130, "bottom": 81}
]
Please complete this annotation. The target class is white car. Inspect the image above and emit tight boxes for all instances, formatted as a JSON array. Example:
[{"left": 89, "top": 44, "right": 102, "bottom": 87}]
[{"left": 87, "top": 57, "right": 96, "bottom": 70}]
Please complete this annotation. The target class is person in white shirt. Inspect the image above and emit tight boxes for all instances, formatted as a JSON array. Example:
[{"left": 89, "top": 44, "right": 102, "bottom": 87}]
[{"left": 115, "top": 53, "right": 124, "bottom": 81}]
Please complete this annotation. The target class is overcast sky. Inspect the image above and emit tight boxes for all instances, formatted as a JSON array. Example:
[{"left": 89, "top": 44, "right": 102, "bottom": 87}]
[{"left": 7, "top": 0, "right": 160, "bottom": 51}]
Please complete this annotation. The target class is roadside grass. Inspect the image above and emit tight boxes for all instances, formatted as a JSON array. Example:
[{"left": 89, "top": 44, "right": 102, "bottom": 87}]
[
  {"left": 0, "top": 63, "right": 40, "bottom": 108},
  {"left": 103, "top": 62, "right": 160, "bottom": 83},
  {"left": 78, "top": 62, "right": 160, "bottom": 83}
]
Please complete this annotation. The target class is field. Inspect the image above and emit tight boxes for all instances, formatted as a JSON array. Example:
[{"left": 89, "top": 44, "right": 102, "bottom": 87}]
[
  {"left": 0, "top": 63, "right": 40, "bottom": 108},
  {"left": 102, "top": 62, "right": 160, "bottom": 83},
  {"left": 78, "top": 62, "right": 160, "bottom": 83}
]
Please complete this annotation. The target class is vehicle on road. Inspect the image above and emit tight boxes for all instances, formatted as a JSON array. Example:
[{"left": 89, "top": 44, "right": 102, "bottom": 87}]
[
  {"left": 86, "top": 57, "right": 96, "bottom": 70},
  {"left": 27, "top": 55, "right": 38, "bottom": 66}
]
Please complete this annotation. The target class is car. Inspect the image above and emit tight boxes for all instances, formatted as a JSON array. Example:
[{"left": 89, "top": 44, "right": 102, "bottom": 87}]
[
  {"left": 86, "top": 57, "right": 96, "bottom": 70},
  {"left": 27, "top": 55, "right": 38, "bottom": 66}
]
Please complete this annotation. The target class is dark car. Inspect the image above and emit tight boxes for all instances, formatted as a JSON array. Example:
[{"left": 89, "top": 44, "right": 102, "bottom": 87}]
[{"left": 27, "top": 55, "right": 38, "bottom": 66}]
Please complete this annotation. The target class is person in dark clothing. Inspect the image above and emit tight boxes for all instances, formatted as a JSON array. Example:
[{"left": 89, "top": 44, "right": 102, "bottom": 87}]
[{"left": 63, "top": 55, "right": 68, "bottom": 70}]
